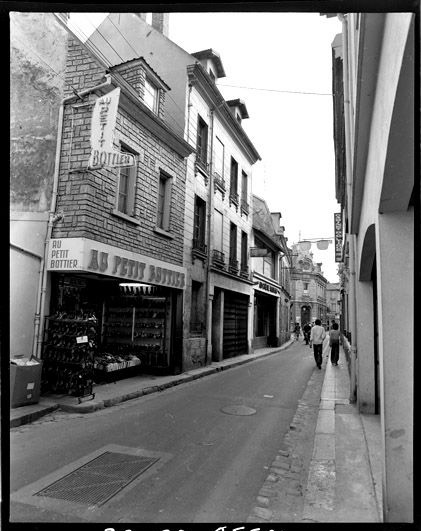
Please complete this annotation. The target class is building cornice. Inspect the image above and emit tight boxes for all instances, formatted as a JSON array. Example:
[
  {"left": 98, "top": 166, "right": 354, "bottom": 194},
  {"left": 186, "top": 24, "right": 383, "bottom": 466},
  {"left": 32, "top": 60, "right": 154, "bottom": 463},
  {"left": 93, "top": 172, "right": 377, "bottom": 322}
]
[{"left": 187, "top": 63, "right": 261, "bottom": 164}]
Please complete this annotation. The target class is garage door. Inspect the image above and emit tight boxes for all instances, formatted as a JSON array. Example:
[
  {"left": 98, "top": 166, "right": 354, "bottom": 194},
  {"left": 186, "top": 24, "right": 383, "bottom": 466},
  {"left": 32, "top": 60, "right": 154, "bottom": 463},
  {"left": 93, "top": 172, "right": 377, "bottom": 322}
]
[{"left": 223, "top": 292, "right": 249, "bottom": 358}]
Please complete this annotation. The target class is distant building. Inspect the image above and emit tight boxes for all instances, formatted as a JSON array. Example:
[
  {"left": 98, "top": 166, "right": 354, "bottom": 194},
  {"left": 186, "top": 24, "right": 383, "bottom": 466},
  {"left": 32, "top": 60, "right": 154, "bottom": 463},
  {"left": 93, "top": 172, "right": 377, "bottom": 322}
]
[
  {"left": 326, "top": 282, "right": 341, "bottom": 327},
  {"left": 290, "top": 244, "right": 328, "bottom": 327},
  {"left": 250, "top": 196, "right": 292, "bottom": 348}
]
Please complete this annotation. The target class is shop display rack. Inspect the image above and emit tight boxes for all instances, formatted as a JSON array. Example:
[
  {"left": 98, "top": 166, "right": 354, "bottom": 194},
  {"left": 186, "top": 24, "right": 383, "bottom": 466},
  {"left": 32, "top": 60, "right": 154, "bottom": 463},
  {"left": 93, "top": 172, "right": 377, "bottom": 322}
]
[
  {"left": 98, "top": 295, "right": 169, "bottom": 379},
  {"left": 41, "top": 310, "right": 97, "bottom": 402}
]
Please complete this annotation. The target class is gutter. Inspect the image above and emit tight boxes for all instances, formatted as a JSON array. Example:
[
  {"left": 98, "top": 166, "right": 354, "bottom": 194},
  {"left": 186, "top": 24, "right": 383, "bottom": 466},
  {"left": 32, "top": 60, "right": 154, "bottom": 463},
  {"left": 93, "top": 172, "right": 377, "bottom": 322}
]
[{"left": 33, "top": 75, "right": 113, "bottom": 359}]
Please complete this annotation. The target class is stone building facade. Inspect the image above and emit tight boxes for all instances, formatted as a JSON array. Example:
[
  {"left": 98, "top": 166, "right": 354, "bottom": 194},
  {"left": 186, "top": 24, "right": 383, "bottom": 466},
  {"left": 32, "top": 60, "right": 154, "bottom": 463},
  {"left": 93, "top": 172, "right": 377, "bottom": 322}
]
[
  {"left": 82, "top": 13, "right": 261, "bottom": 368},
  {"left": 290, "top": 244, "right": 328, "bottom": 327},
  {"left": 36, "top": 35, "right": 193, "bottom": 382}
]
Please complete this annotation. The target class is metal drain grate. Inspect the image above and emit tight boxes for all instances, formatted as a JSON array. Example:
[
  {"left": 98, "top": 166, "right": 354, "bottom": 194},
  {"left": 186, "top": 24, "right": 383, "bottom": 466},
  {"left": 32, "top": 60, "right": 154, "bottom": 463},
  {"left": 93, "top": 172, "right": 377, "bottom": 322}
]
[{"left": 34, "top": 451, "right": 159, "bottom": 506}]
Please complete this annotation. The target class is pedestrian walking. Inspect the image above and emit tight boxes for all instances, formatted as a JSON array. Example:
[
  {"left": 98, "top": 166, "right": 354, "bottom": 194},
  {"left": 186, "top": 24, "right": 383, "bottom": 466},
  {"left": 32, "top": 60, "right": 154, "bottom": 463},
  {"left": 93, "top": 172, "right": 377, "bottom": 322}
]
[
  {"left": 294, "top": 322, "right": 301, "bottom": 340},
  {"left": 329, "top": 322, "right": 341, "bottom": 366},
  {"left": 309, "top": 318, "right": 326, "bottom": 369},
  {"left": 303, "top": 322, "right": 311, "bottom": 344}
]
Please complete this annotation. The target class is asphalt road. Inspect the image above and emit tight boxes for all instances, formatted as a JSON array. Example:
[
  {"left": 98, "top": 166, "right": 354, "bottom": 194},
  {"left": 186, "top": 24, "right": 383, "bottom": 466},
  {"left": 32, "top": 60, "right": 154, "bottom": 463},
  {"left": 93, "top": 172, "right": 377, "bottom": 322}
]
[{"left": 10, "top": 340, "right": 316, "bottom": 523}]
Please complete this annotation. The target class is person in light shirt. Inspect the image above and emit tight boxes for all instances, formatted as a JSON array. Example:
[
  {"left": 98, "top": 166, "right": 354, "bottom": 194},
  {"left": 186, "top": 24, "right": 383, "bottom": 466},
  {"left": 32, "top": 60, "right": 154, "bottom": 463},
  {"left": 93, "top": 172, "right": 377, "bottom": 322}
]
[{"left": 310, "top": 318, "right": 326, "bottom": 369}]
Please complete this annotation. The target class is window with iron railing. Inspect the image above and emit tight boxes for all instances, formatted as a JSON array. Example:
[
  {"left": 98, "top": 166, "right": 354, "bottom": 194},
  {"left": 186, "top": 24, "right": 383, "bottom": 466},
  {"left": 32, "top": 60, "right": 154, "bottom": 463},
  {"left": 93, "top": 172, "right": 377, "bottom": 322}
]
[
  {"left": 229, "top": 157, "right": 238, "bottom": 207},
  {"left": 212, "top": 249, "right": 225, "bottom": 268}
]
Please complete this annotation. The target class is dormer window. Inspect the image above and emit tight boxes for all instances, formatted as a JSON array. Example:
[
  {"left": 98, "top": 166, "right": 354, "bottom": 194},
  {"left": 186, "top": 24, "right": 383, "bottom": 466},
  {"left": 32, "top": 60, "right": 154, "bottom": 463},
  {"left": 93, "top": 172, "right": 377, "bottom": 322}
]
[{"left": 144, "top": 77, "right": 159, "bottom": 113}]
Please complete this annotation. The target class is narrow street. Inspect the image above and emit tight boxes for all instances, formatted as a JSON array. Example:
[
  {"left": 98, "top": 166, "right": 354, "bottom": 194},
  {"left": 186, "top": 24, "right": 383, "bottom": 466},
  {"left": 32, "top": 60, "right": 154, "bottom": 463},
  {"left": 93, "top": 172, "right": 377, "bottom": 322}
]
[{"left": 11, "top": 340, "right": 316, "bottom": 523}]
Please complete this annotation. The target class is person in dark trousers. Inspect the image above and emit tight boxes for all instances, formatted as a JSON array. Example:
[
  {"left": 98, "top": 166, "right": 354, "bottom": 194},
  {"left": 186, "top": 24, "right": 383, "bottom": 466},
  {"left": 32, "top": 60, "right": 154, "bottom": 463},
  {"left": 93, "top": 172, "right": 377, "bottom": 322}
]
[
  {"left": 310, "top": 318, "right": 326, "bottom": 369},
  {"left": 303, "top": 322, "right": 311, "bottom": 344},
  {"left": 329, "top": 322, "right": 341, "bottom": 366},
  {"left": 294, "top": 322, "right": 301, "bottom": 340}
]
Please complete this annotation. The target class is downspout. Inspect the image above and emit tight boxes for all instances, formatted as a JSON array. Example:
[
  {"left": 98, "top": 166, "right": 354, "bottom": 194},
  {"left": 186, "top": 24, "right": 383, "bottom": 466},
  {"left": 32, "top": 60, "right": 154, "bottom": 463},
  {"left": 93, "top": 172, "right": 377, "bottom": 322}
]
[
  {"left": 338, "top": 14, "right": 358, "bottom": 402},
  {"left": 205, "top": 107, "right": 216, "bottom": 365},
  {"left": 33, "top": 75, "right": 112, "bottom": 359}
]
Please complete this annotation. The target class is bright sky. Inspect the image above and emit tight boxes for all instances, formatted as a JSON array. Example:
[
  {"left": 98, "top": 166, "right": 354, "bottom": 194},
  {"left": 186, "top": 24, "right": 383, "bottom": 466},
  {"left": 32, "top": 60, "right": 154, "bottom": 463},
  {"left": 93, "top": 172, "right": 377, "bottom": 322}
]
[{"left": 69, "top": 11, "right": 342, "bottom": 282}]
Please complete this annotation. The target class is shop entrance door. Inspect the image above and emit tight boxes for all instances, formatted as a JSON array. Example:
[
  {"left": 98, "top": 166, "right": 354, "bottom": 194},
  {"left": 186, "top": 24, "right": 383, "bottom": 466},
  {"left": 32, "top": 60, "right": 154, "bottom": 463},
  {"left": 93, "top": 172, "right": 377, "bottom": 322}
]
[{"left": 223, "top": 292, "right": 248, "bottom": 358}]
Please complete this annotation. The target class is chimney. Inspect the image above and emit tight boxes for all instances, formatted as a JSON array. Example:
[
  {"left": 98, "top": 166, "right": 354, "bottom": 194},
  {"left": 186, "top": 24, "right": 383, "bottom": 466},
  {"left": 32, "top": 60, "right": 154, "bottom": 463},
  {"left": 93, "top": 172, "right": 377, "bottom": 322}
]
[{"left": 152, "top": 13, "right": 169, "bottom": 37}]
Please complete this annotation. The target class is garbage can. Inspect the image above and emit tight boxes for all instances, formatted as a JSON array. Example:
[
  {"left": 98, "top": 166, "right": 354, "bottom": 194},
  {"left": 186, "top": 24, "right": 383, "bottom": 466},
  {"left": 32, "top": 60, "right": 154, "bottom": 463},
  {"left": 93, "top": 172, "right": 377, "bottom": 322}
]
[{"left": 10, "top": 358, "right": 43, "bottom": 408}]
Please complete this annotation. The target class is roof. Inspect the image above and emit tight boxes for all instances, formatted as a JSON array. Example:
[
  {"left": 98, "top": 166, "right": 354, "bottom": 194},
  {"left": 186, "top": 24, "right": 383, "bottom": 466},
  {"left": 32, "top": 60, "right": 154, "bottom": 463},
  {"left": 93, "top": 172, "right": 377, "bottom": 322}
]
[
  {"left": 110, "top": 56, "right": 170, "bottom": 91},
  {"left": 226, "top": 99, "right": 249, "bottom": 119},
  {"left": 252, "top": 195, "right": 282, "bottom": 249},
  {"left": 191, "top": 48, "right": 226, "bottom": 78}
]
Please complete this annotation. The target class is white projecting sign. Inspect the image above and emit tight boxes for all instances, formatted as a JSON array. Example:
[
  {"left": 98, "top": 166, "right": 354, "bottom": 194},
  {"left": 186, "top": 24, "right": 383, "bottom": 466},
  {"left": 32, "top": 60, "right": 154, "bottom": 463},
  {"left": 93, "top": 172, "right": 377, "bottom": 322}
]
[{"left": 88, "top": 87, "right": 135, "bottom": 169}]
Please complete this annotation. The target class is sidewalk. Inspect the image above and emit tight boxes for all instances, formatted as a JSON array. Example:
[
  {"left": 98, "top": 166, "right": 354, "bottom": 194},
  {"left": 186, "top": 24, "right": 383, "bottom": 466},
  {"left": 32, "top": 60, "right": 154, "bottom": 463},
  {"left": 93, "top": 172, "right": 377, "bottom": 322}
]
[
  {"left": 10, "top": 340, "right": 294, "bottom": 428},
  {"left": 301, "top": 342, "right": 383, "bottom": 522}
]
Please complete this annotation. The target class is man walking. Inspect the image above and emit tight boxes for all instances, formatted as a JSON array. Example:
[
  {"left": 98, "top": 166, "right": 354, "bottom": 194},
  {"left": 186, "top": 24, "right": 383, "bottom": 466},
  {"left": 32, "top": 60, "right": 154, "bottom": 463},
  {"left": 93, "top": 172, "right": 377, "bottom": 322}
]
[{"left": 310, "top": 318, "right": 326, "bottom": 369}]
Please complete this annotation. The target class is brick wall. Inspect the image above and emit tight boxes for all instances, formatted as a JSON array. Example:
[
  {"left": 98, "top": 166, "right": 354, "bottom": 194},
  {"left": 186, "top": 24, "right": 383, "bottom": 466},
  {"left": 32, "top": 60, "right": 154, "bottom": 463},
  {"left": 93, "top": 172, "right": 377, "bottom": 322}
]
[{"left": 52, "top": 38, "right": 187, "bottom": 266}]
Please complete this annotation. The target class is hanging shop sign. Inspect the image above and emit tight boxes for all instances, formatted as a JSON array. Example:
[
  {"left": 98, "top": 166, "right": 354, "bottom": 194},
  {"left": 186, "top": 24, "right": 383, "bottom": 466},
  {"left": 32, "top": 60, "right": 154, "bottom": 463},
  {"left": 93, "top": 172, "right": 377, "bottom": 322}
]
[
  {"left": 250, "top": 247, "right": 270, "bottom": 257},
  {"left": 47, "top": 237, "right": 186, "bottom": 290},
  {"left": 88, "top": 87, "right": 135, "bottom": 169},
  {"left": 334, "top": 212, "right": 343, "bottom": 262}
]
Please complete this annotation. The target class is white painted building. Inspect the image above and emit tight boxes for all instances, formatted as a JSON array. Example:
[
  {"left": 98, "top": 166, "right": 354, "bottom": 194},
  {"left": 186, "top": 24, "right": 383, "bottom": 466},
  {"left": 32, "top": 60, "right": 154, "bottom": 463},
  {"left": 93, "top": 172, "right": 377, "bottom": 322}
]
[{"left": 331, "top": 12, "right": 414, "bottom": 522}]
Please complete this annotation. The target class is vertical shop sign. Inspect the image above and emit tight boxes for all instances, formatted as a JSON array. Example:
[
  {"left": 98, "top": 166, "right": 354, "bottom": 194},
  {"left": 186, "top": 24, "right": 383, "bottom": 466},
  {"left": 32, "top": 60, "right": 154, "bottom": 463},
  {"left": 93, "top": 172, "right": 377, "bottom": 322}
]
[
  {"left": 334, "top": 212, "right": 343, "bottom": 262},
  {"left": 88, "top": 87, "right": 135, "bottom": 169}
]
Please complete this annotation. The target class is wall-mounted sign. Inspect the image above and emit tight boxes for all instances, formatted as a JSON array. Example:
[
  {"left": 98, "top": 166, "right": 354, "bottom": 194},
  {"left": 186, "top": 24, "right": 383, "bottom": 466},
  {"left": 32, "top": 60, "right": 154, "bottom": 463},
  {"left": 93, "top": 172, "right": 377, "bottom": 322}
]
[
  {"left": 47, "top": 238, "right": 186, "bottom": 290},
  {"left": 250, "top": 247, "right": 270, "bottom": 257},
  {"left": 334, "top": 212, "right": 343, "bottom": 262},
  {"left": 88, "top": 87, "right": 135, "bottom": 169},
  {"left": 256, "top": 281, "right": 281, "bottom": 296}
]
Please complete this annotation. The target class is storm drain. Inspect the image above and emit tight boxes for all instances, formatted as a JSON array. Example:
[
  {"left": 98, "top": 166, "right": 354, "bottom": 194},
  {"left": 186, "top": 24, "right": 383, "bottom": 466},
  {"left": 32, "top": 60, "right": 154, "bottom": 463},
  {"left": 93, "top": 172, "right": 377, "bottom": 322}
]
[{"left": 34, "top": 451, "right": 159, "bottom": 506}]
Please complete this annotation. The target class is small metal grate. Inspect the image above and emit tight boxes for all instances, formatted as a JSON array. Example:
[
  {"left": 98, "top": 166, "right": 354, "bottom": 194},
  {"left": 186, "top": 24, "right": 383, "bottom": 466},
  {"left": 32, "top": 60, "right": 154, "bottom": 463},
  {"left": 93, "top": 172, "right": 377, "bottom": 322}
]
[{"left": 34, "top": 451, "right": 159, "bottom": 506}]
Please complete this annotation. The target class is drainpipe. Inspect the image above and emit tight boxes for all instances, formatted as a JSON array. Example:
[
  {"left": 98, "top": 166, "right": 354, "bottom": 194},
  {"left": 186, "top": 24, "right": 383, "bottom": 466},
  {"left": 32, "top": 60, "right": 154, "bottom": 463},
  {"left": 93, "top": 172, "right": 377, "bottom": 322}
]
[
  {"left": 338, "top": 14, "right": 358, "bottom": 402},
  {"left": 33, "top": 75, "right": 113, "bottom": 359},
  {"left": 204, "top": 108, "right": 216, "bottom": 365}
]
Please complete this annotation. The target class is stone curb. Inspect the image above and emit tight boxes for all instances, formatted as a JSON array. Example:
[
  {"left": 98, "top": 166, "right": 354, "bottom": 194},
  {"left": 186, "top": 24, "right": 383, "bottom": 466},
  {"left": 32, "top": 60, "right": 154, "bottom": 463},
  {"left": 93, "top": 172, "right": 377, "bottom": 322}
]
[
  {"left": 17, "top": 340, "right": 295, "bottom": 420},
  {"left": 10, "top": 404, "right": 59, "bottom": 428}
]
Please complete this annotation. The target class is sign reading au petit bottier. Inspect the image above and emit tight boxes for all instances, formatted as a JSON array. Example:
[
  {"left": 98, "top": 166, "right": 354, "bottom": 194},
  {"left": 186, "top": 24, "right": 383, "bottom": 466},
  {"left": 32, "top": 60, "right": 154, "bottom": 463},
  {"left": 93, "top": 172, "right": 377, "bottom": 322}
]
[
  {"left": 334, "top": 212, "right": 343, "bottom": 262},
  {"left": 47, "top": 238, "right": 186, "bottom": 290},
  {"left": 88, "top": 87, "right": 135, "bottom": 169}
]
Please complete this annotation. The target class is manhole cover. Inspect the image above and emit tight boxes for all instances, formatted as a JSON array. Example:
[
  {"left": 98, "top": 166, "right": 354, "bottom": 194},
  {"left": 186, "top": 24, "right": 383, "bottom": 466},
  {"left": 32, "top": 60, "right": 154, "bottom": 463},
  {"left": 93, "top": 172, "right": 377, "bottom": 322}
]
[
  {"left": 34, "top": 451, "right": 159, "bottom": 506},
  {"left": 221, "top": 405, "right": 256, "bottom": 416}
]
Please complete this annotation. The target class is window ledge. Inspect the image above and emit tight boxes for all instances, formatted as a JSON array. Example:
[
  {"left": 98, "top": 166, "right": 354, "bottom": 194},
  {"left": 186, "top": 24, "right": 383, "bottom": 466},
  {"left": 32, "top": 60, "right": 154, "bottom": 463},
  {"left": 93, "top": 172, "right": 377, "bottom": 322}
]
[
  {"left": 153, "top": 227, "right": 174, "bottom": 239},
  {"left": 111, "top": 209, "right": 141, "bottom": 225}
]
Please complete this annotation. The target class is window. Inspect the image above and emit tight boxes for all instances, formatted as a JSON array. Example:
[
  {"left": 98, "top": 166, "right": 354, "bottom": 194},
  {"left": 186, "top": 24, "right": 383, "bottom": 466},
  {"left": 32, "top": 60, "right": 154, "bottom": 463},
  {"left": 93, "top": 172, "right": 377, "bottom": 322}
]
[
  {"left": 303, "top": 282, "right": 309, "bottom": 293},
  {"left": 236, "top": 113, "right": 241, "bottom": 123},
  {"left": 241, "top": 231, "right": 248, "bottom": 272},
  {"left": 263, "top": 252, "right": 275, "bottom": 278},
  {"left": 144, "top": 78, "right": 159, "bottom": 113},
  {"left": 156, "top": 171, "right": 172, "bottom": 231},
  {"left": 190, "top": 281, "right": 204, "bottom": 333},
  {"left": 214, "top": 137, "right": 224, "bottom": 177},
  {"left": 229, "top": 157, "right": 238, "bottom": 205},
  {"left": 214, "top": 209, "right": 223, "bottom": 252},
  {"left": 241, "top": 171, "right": 248, "bottom": 202},
  {"left": 209, "top": 69, "right": 216, "bottom": 81},
  {"left": 230, "top": 222, "right": 237, "bottom": 262},
  {"left": 196, "top": 115, "right": 208, "bottom": 167},
  {"left": 193, "top": 195, "right": 206, "bottom": 250},
  {"left": 117, "top": 146, "right": 137, "bottom": 217}
]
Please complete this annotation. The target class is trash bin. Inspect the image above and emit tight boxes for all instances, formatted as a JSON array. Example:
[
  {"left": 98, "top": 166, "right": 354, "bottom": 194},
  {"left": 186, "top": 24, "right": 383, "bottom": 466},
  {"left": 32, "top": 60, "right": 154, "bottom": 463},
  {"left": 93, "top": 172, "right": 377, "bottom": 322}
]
[{"left": 10, "top": 358, "right": 43, "bottom": 408}]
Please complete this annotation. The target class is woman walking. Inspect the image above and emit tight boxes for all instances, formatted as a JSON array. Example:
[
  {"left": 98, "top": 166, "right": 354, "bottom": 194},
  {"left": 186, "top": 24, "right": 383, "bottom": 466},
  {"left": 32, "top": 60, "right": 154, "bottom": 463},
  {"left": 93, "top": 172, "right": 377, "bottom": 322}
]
[{"left": 329, "top": 322, "right": 341, "bottom": 366}]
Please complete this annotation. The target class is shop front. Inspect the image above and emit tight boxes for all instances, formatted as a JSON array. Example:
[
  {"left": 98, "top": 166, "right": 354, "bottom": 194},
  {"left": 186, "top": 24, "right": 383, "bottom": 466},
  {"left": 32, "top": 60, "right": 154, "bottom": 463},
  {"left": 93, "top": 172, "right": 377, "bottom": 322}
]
[
  {"left": 41, "top": 237, "right": 186, "bottom": 399},
  {"left": 253, "top": 280, "right": 281, "bottom": 348}
]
